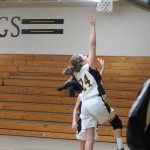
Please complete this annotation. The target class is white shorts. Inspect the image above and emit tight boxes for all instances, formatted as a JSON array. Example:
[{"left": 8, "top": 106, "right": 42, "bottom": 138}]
[{"left": 80, "top": 96, "right": 115, "bottom": 130}]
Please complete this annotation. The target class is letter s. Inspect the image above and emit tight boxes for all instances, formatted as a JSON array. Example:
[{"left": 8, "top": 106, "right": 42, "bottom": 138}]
[{"left": 11, "top": 16, "right": 20, "bottom": 37}]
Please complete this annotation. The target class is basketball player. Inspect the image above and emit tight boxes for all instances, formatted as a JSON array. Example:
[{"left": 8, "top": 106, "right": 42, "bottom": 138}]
[
  {"left": 57, "top": 72, "right": 82, "bottom": 97},
  {"left": 127, "top": 78, "right": 150, "bottom": 150},
  {"left": 64, "top": 15, "right": 124, "bottom": 150},
  {"left": 71, "top": 57, "right": 104, "bottom": 150}
]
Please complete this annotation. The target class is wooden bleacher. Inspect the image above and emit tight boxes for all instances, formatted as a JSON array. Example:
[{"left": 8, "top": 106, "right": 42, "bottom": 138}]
[{"left": 0, "top": 54, "right": 149, "bottom": 143}]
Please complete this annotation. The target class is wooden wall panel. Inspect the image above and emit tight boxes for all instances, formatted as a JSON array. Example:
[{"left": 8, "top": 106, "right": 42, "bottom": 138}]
[{"left": 0, "top": 54, "right": 149, "bottom": 143}]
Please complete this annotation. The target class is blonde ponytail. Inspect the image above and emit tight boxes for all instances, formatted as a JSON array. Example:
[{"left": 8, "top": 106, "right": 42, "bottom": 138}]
[{"left": 63, "top": 66, "right": 75, "bottom": 76}]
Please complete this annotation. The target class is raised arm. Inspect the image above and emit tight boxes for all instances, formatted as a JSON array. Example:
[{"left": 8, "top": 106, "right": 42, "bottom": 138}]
[{"left": 87, "top": 15, "right": 96, "bottom": 69}]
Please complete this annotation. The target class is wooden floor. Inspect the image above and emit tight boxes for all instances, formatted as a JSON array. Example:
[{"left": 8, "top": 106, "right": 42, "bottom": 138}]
[{"left": 0, "top": 135, "right": 129, "bottom": 150}]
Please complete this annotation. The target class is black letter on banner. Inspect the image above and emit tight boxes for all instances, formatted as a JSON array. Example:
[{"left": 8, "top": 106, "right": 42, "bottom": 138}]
[
  {"left": 0, "top": 17, "right": 8, "bottom": 37},
  {"left": 11, "top": 16, "right": 20, "bottom": 37}
]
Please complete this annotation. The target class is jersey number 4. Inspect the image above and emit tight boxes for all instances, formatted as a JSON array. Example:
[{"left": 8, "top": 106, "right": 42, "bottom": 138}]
[{"left": 79, "top": 74, "right": 92, "bottom": 91}]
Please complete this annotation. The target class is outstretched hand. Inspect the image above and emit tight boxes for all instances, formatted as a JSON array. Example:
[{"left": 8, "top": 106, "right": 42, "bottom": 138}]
[
  {"left": 97, "top": 58, "right": 104, "bottom": 68},
  {"left": 87, "top": 15, "right": 96, "bottom": 26}
]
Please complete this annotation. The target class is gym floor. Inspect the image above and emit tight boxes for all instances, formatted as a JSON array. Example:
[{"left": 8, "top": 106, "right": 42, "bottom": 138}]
[{"left": 0, "top": 135, "right": 129, "bottom": 150}]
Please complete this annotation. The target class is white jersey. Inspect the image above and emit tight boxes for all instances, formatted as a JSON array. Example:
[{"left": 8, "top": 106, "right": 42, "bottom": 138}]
[
  {"left": 76, "top": 64, "right": 105, "bottom": 101},
  {"left": 76, "top": 64, "right": 115, "bottom": 129}
]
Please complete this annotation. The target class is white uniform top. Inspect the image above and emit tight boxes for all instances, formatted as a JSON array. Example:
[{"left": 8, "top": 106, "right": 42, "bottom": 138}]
[
  {"left": 76, "top": 64, "right": 115, "bottom": 129},
  {"left": 76, "top": 64, "right": 100, "bottom": 101}
]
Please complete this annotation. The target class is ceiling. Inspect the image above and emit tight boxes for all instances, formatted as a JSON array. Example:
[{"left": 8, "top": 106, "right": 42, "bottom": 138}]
[
  {"left": 0, "top": 0, "right": 122, "bottom": 8},
  {"left": 0, "top": 0, "right": 99, "bottom": 7},
  {"left": 0, "top": 0, "right": 149, "bottom": 11}
]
